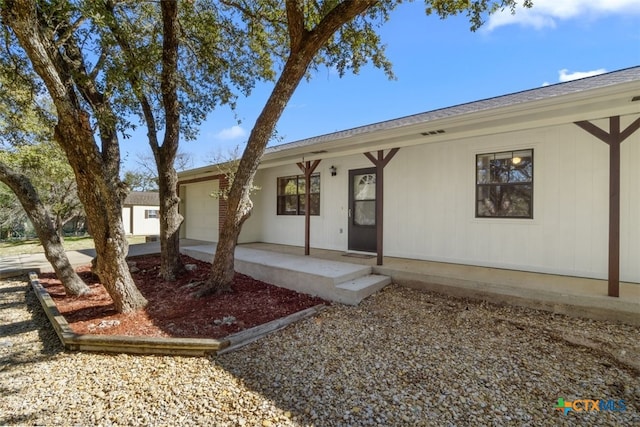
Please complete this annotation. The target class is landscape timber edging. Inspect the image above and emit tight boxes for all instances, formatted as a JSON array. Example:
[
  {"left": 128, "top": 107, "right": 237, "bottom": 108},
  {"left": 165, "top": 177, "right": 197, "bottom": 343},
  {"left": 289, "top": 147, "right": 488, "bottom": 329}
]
[
  {"left": 29, "top": 272, "right": 228, "bottom": 357},
  {"left": 29, "top": 272, "right": 327, "bottom": 357}
]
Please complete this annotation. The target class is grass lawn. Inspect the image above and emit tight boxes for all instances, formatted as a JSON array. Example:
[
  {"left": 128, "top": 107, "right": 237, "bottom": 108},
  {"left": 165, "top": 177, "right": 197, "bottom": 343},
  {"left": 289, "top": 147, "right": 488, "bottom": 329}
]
[{"left": 0, "top": 235, "right": 147, "bottom": 257}]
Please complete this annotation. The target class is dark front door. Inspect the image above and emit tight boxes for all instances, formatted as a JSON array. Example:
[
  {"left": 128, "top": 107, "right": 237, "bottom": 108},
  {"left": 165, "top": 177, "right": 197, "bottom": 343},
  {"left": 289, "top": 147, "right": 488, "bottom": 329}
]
[{"left": 348, "top": 167, "right": 377, "bottom": 252}]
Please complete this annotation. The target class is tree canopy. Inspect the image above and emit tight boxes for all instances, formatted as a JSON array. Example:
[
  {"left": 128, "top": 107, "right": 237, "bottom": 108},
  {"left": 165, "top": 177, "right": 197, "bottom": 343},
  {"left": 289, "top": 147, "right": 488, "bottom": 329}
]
[{"left": 0, "top": 0, "right": 531, "bottom": 309}]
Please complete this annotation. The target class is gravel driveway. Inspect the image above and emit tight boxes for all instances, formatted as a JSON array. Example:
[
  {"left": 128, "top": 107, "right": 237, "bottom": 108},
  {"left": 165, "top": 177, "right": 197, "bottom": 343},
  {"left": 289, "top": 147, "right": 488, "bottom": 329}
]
[{"left": 1, "top": 277, "right": 639, "bottom": 426}]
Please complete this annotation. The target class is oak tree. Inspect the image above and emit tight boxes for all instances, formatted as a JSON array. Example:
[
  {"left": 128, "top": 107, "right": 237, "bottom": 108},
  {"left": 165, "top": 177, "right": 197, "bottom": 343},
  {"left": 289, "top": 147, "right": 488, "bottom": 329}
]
[
  {"left": 2, "top": 0, "right": 147, "bottom": 311},
  {"left": 201, "top": 0, "right": 531, "bottom": 294}
]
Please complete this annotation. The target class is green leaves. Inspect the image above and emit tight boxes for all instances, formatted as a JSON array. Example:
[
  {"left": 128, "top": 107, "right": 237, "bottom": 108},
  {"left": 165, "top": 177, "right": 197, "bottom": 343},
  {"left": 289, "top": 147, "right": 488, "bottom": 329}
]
[{"left": 425, "top": 0, "right": 530, "bottom": 31}]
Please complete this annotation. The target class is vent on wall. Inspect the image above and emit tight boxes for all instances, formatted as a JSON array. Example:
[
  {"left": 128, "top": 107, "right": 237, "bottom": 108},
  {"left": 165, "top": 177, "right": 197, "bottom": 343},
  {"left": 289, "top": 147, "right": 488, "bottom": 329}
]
[{"left": 420, "top": 129, "right": 446, "bottom": 136}]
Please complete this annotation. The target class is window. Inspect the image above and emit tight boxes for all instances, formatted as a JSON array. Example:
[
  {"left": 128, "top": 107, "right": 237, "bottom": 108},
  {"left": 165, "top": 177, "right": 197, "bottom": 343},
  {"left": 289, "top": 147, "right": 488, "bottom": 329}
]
[
  {"left": 353, "top": 173, "right": 376, "bottom": 226},
  {"left": 145, "top": 209, "right": 159, "bottom": 219},
  {"left": 277, "top": 173, "right": 320, "bottom": 215},
  {"left": 476, "top": 149, "right": 533, "bottom": 218}
]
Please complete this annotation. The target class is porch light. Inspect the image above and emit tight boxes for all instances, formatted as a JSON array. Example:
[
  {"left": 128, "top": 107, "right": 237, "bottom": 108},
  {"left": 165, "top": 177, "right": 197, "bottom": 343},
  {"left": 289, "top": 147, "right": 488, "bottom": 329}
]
[
  {"left": 330, "top": 165, "right": 337, "bottom": 176},
  {"left": 512, "top": 157, "right": 522, "bottom": 165}
]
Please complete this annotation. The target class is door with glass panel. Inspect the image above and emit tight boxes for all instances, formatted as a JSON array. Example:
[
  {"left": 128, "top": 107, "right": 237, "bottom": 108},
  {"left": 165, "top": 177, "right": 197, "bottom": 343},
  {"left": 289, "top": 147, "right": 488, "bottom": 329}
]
[{"left": 348, "top": 168, "right": 377, "bottom": 252}]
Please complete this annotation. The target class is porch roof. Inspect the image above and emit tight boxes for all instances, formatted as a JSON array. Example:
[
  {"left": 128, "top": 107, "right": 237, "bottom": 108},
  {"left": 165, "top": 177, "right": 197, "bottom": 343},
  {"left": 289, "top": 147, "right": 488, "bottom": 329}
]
[{"left": 259, "top": 66, "right": 640, "bottom": 168}]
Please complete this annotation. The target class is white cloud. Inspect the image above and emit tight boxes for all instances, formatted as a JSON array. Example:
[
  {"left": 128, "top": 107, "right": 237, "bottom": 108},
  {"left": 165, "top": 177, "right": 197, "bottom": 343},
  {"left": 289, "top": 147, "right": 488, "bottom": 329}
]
[
  {"left": 487, "top": 0, "right": 640, "bottom": 31},
  {"left": 215, "top": 125, "right": 247, "bottom": 140},
  {"left": 540, "top": 68, "right": 607, "bottom": 86},
  {"left": 557, "top": 68, "right": 607, "bottom": 82}
]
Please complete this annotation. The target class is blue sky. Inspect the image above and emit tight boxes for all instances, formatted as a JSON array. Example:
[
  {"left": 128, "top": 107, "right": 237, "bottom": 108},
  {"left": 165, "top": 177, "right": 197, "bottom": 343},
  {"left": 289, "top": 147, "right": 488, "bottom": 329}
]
[{"left": 120, "top": 0, "right": 640, "bottom": 172}]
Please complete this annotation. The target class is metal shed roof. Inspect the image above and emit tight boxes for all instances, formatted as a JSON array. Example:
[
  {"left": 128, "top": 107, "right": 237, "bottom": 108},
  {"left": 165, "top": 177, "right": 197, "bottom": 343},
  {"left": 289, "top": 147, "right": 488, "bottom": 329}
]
[{"left": 124, "top": 191, "right": 159, "bottom": 206}]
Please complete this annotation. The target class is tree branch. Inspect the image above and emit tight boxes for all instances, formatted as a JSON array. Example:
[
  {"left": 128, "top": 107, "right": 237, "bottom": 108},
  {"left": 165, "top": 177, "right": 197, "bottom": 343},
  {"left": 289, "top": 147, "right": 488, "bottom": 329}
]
[
  {"left": 101, "top": 0, "right": 161, "bottom": 150},
  {"left": 285, "top": 0, "right": 305, "bottom": 52},
  {"left": 160, "top": 0, "right": 179, "bottom": 156},
  {"left": 308, "top": 0, "right": 376, "bottom": 52},
  {"left": 53, "top": 16, "right": 86, "bottom": 50}
]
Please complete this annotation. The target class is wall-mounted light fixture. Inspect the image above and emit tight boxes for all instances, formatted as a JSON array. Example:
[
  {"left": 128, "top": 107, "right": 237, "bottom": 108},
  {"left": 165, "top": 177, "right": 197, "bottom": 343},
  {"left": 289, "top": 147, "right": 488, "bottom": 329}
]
[{"left": 330, "top": 165, "right": 337, "bottom": 176}]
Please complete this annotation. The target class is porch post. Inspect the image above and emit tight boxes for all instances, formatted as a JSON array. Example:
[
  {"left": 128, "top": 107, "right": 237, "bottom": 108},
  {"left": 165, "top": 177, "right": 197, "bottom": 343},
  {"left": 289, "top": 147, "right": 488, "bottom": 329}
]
[
  {"left": 297, "top": 160, "right": 321, "bottom": 256},
  {"left": 575, "top": 115, "right": 640, "bottom": 297},
  {"left": 364, "top": 148, "right": 399, "bottom": 265}
]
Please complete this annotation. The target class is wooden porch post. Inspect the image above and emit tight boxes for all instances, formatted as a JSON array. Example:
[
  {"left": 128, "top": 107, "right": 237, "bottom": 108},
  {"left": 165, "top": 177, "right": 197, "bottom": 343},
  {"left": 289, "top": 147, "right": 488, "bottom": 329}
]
[
  {"left": 297, "top": 160, "right": 321, "bottom": 256},
  {"left": 575, "top": 115, "right": 640, "bottom": 297},
  {"left": 364, "top": 148, "right": 399, "bottom": 265}
]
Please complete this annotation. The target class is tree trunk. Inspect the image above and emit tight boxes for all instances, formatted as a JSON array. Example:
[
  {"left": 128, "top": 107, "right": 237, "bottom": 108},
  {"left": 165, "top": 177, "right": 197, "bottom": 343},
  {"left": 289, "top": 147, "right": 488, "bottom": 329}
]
[
  {"left": 201, "top": 1, "right": 375, "bottom": 295},
  {"left": 198, "top": 188, "right": 252, "bottom": 296},
  {"left": 156, "top": 0, "right": 184, "bottom": 281},
  {"left": 156, "top": 156, "right": 184, "bottom": 281},
  {"left": 102, "top": 0, "right": 184, "bottom": 281},
  {"left": 0, "top": 163, "right": 90, "bottom": 296},
  {"left": 55, "top": 215, "right": 64, "bottom": 243},
  {"left": 202, "top": 52, "right": 322, "bottom": 295},
  {"left": 53, "top": 118, "right": 148, "bottom": 313},
  {"left": 3, "top": 0, "right": 147, "bottom": 313}
]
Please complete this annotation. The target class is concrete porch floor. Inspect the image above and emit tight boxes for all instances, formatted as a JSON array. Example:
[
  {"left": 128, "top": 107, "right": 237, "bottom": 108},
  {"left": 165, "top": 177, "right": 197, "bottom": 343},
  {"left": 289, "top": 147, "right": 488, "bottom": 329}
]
[{"left": 238, "top": 242, "right": 640, "bottom": 326}]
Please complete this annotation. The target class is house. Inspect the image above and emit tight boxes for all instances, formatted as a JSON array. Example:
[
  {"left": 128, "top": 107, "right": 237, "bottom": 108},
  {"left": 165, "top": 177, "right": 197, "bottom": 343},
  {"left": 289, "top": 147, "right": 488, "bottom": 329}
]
[
  {"left": 178, "top": 67, "right": 640, "bottom": 296},
  {"left": 122, "top": 191, "right": 160, "bottom": 236}
]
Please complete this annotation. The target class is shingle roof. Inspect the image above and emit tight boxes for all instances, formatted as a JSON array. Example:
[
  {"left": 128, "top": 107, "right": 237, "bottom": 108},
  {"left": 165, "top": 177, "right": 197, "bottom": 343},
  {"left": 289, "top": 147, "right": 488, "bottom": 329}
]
[
  {"left": 265, "top": 66, "right": 640, "bottom": 154},
  {"left": 124, "top": 191, "right": 159, "bottom": 206}
]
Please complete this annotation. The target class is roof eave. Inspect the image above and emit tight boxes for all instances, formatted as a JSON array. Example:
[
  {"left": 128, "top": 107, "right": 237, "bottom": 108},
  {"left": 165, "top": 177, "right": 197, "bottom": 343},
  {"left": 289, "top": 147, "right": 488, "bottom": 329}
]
[{"left": 257, "top": 80, "right": 640, "bottom": 169}]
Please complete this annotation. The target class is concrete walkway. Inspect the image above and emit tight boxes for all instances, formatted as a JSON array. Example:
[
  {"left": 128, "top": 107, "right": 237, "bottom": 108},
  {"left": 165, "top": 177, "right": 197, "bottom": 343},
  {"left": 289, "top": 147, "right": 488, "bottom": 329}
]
[
  {"left": 0, "top": 241, "right": 164, "bottom": 279},
  {"left": 2, "top": 239, "right": 639, "bottom": 325}
]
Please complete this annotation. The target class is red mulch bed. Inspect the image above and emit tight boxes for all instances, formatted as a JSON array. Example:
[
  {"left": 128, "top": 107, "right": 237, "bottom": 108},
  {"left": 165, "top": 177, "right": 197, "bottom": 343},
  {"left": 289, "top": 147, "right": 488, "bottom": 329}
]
[{"left": 38, "top": 254, "right": 328, "bottom": 339}]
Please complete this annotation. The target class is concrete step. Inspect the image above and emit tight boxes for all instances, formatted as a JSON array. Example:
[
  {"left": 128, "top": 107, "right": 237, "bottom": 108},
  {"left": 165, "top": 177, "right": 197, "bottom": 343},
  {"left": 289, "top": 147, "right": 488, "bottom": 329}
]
[
  {"left": 233, "top": 248, "right": 373, "bottom": 303},
  {"left": 335, "top": 274, "right": 392, "bottom": 305},
  {"left": 234, "top": 247, "right": 371, "bottom": 284}
]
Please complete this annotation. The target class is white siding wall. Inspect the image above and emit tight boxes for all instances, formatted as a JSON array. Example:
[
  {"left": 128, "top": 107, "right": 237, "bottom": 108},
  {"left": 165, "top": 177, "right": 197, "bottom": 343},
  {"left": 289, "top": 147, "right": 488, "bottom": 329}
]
[
  {"left": 245, "top": 117, "right": 640, "bottom": 283},
  {"left": 381, "top": 124, "right": 612, "bottom": 279},
  {"left": 184, "top": 180, "right": 219, "bottom": 242},
  {"left": 131, "top": 205, "right": 161, "bottom": 235}
]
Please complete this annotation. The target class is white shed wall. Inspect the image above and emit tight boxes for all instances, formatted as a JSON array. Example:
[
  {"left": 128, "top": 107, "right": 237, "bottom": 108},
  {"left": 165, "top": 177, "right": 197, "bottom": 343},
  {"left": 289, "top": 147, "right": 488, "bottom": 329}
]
[{"left": 130, "top": 205, "right": 161, "bottom": 235}]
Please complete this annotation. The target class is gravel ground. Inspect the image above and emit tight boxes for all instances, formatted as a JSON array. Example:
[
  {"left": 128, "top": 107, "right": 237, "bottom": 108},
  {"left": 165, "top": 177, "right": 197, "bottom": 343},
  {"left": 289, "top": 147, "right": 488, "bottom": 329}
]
[{"left": 1, "top": 276, "right": 639, "bottom": 426}]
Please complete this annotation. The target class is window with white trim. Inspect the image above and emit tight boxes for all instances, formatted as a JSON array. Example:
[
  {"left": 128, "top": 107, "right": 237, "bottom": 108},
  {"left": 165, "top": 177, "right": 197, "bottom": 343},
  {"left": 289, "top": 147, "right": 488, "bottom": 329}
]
[{"left": 145, "top": 209, "right": 159, "bottom": 219}]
